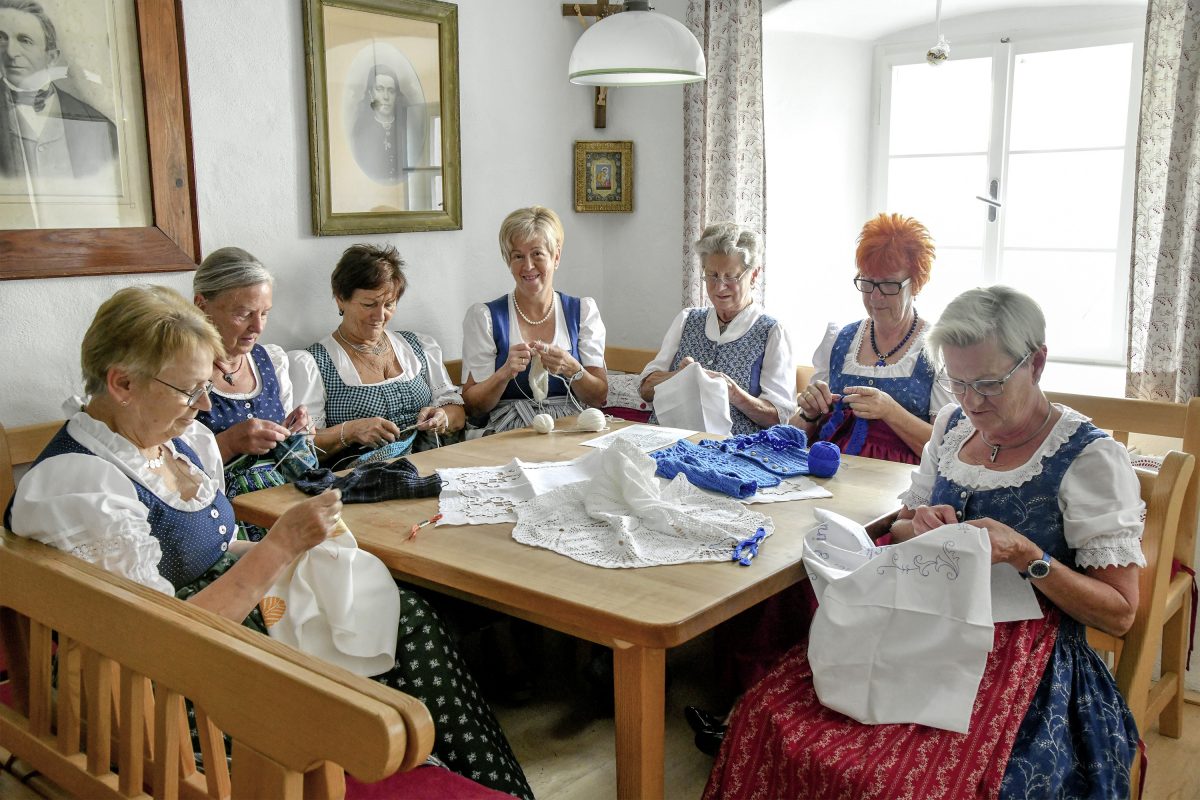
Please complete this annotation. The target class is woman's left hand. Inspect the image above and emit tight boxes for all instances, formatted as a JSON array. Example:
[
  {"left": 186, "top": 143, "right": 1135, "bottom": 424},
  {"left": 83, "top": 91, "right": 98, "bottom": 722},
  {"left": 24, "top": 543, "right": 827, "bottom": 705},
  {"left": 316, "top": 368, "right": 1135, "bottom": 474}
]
[
  {"left": 416, "top": 406, "right": 449, "bottom": 433},
  {"left": 842, "top": 385, "right": 899, "bottom": 422},
  {"left": 530, "top": 340, "right": 581, "bottom": 378},
  {"left": 705, "top": 369, "right": 745, "bottom": 403},
  {"left": 970, "top": 516, "right": 1039, "bottom": 568}
]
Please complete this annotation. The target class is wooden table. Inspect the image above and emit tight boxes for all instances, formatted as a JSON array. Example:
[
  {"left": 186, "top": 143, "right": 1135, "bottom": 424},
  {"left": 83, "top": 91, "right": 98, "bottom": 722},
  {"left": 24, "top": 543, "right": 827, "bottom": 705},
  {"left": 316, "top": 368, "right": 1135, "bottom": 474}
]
[{"left": 233, "top": 421, "right": 914, "bottom": 799}]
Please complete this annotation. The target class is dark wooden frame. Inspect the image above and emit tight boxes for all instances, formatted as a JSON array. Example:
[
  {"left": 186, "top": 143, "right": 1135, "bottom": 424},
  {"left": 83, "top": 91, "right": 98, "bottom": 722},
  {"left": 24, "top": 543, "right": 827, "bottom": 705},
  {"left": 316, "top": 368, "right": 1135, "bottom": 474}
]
[
  {"left": 303, "top": 0, "right": 462, "bottom": 235},
  {"left": 0, "top": 0, "right": 199, "bottom": 281}
]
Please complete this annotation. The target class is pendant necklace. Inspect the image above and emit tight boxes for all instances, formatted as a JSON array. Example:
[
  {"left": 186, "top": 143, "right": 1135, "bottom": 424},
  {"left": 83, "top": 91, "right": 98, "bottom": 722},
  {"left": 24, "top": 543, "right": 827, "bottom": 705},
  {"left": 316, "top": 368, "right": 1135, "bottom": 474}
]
[
  {"left": 869, "top": 310, "right": 920, "bottom": 367},
  {"left": 217, "top": 355, "right": 245, "bottom": 386},
  {"left": 336, "top": 329, "right": 388, "bottom": 356},
  {"left": 514, "top": 294, "right": 554, "bottom": 325},
  {"left": 144, "top": 446, "right": 165, "bottom": 470},
  {"left": 979, "top": 404, "right": 1054, "bottom": 463}
]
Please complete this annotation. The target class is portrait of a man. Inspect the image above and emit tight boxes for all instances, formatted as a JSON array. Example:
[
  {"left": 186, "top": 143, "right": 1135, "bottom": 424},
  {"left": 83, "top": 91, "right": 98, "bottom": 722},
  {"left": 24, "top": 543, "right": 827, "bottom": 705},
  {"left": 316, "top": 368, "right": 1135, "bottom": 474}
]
[
  {"left": 349, "top": 63, "right": 407, "bottom": 185},
  {"left": 0, "top": 0, "right": 119, "bottom": 184}
]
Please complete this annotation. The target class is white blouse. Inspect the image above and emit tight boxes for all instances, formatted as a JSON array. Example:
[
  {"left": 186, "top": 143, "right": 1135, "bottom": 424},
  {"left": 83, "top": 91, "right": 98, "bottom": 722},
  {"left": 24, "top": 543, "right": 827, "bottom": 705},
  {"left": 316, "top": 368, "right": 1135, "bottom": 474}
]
[
  {"left": 289, "top": 330, "right": 464, "bottom": 429},
  {"left": 899, "top": 404, "right": 1146, "bottom": 570},
  {"left": 638, "top": 303, "right": 798, "bottom": 424},
  {"left": 210, "top": 343, "right": 296, "bottom": 412},
  {"left": 461, "top": 294, "right": 607, "bottom": 383},
  {"left": 810, "top": 320, "right": 955, "bottom": 419},
  {"left": 9, "top": 413, "right": 229, "bottom": 596}
]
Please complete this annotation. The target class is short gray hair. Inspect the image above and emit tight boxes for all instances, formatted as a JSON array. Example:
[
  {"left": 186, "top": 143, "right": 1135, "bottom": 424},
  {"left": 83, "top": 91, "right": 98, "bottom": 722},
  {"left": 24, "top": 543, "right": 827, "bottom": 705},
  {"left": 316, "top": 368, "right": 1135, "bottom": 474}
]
[
  {"left": 695, "top": 223, "right": 761, "bottom": 271},
  {"left": 193, "top": 247, "right": 273, "bottom": 300},
  {"left": 927, "top": 286, "right": 1046, "bottom": 366}
]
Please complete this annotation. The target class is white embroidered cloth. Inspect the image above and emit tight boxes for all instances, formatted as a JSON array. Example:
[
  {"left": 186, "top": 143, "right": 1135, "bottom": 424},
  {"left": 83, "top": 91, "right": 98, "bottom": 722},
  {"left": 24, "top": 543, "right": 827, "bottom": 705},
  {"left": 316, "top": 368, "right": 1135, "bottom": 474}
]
[
  {"left": 512, "top": 439, "right": 773, "bottom": 568},
  {"left": 580, "top": 423, "right": 696, "bottom": 453},
  {"left": 437, "top": 450, "right": 606, "bottom": 526}
]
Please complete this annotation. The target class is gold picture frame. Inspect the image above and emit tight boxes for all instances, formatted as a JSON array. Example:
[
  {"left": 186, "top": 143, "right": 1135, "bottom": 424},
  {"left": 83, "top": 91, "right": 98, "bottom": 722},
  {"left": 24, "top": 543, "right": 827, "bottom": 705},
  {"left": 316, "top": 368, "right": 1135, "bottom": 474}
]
[
  {"left": 574, "top": 140, "right": 632, "bottom": 213},
  {"left": 303, "top": 0, "right": 462, "bottom": 235}
]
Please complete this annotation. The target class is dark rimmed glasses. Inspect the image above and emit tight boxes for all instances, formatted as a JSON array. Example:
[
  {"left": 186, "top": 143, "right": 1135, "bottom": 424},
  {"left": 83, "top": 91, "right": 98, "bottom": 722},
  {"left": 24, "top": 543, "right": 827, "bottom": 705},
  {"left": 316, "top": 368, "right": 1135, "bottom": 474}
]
[
  {"left": 936, "top": 352, "right": 1032, "bottom": 397},
  {"left": 153, "top": 376, "right": 214, "bottom": 408},
  {"left": 853, "top": 276, "right": 912, "bottom": 296}
]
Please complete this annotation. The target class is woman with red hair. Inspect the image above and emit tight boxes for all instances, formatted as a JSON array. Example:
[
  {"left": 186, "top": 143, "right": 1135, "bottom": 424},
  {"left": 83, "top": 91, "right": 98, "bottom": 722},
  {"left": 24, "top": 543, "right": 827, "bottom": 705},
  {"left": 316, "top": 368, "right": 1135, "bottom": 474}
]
[{"left": 790, "top": 213, "right": 951, "bottom": 464}]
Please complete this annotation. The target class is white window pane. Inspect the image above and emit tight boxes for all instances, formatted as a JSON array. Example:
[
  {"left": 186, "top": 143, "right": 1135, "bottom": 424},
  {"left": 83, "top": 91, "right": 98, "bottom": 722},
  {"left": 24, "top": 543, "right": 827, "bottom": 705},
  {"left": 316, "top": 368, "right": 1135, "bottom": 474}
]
[
  {"left": 889, "top": 58, "right": 993, "bottom": 155},
  {"left": 915, "top": 248, "right": 987, "bottom": 326},
  {"left": 1000, "top": 249, "right": 1124, "bottom": 363},
  {"left": 887, "top": 155, "right": 989, "bottom": 249},
  {"left": 1004, "top": 151, "right": 1125, "bottom": 250},
  {"left": 1010, "top": 44, "right": 1133, "bottom": 151}
]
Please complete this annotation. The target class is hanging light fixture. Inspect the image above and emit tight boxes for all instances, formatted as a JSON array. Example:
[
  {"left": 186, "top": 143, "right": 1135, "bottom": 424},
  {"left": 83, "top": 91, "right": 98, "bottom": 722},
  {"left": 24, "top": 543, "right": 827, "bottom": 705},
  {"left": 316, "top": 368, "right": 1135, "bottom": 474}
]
[
  {"left": 567, "top": 0, "right": 706, "bottom": 86},
  {"left": 926, "top": 0, "right": 951, "bottom": 66}
]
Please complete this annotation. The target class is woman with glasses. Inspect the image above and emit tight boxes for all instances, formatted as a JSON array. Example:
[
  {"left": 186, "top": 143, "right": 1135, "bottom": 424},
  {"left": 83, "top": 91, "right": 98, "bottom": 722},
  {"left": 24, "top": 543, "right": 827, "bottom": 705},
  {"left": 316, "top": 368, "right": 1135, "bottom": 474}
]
[
  {"left": 790, "top": 213, "right": 952, "bottom": 464},
  {"left": 705, "top": 286, "right": 1142, "bottom": 800},
  {"left": 461, "top": 205, "right": 608, "bottom": 434},
  {"left": 5, "top": 285, "right": 535, "bottom": 800},
  {"left": 639, "top": 222, "right": 796, "bottom": 434}
]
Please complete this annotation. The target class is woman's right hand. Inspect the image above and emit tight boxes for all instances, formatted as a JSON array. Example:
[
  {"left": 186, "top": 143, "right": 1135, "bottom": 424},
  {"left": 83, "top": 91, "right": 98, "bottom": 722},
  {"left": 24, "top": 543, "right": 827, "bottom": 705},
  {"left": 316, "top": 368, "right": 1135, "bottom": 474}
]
[
  {"left": 501, "top": 343, "right": 533, "bottom": 379},
  {"left": 795, "top": 379, "right": 840, "bottom": 422},
  {"left": 346, "top": 417, "right": 402, "bottom": 448},
  {"left": 218, "top": 417, "right": 290, "bottom": 456},
  {"left": 911, "top": 504, "right": 959, "bottom": 535},
  {"left": 267, "top": 489, "right": 343, "bottom": 557}
]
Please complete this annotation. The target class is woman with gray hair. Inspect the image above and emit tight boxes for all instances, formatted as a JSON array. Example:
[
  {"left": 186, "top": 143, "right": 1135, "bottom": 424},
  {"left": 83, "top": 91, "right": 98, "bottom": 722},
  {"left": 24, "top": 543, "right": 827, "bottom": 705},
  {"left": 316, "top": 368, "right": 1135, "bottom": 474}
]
[
  {"left": 639, "top": 222, "right": 796, "bottom": 434},
  {"left": 705, "top": 286, "right": 1143, "bottom": 799}
]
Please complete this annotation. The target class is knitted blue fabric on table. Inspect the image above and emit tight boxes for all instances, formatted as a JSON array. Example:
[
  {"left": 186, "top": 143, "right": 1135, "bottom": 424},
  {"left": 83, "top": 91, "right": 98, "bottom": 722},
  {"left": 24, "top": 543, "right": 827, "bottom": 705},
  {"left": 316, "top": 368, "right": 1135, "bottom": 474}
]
[
  {"left": 652, "top": 439, "right": 781, "bottom": 499},
  {"left": 699, "top": 424, "right": 811, "bottom": 476}
]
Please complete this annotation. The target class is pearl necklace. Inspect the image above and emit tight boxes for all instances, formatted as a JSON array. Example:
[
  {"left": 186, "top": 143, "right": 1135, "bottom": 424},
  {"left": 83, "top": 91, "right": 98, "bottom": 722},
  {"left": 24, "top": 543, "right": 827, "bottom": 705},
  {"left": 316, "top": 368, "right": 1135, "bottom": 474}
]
[
  {"left": 216, "top": 355, "right": 245, "bottom": 385},
  {"left": 514, "top": 294, "right": 554, "bottom": 326},
  {"left": 979, "top": 404, "right": 1054, "bottom": 463},
  {"left": 869, "top": 310, "right": 920, "bottom": 367},
  {"left": 336, "top": 329, "right": 388, "bottom": 356},
  {"left": 144, "top": 446, "right": 165, "bottom": 470}
]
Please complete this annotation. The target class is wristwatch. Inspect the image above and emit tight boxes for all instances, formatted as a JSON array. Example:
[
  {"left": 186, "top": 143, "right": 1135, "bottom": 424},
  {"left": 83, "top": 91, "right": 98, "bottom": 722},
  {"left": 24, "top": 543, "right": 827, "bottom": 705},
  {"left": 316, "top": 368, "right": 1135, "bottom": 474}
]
[
  {"left": 567, "top": 367, "right": 586, "bottom": 383},
  {"left": 1024, "top": 550, "right": 1052, "bottom": 580}
]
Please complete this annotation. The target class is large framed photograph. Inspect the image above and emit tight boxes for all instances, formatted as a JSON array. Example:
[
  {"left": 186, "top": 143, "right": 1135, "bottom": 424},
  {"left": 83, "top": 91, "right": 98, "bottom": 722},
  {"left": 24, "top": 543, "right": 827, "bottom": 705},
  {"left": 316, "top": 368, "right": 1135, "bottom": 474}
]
[
  {"left": 303, "top": 0, "right": 462, "bottom": 236},
  {"left": 0, "top": 0, "right": 197, "bottom": 280},
  {"left": 574, "top": 140, "right": 632, "bottom": 214}
]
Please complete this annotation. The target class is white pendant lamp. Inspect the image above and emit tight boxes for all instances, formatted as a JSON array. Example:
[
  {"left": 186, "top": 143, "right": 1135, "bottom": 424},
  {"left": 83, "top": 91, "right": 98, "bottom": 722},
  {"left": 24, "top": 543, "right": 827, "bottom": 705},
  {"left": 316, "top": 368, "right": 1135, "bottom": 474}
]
[{"left": 568, "top": 1, "right": 706, "bottom": 86}]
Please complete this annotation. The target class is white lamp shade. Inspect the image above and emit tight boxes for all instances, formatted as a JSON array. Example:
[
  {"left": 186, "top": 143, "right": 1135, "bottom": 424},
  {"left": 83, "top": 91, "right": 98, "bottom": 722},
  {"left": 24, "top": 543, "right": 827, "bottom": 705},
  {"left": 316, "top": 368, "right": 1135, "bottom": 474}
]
[{"left": 568, "top": 10, "right": 706, "bottom": 86}]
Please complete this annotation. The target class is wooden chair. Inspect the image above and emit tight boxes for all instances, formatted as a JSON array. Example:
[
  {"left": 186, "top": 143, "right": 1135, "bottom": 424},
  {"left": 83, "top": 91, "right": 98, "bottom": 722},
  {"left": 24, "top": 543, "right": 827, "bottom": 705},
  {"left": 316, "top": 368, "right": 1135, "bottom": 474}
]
[{"left": 1045, "top": 392, "right": 1200, "bottom": 740}]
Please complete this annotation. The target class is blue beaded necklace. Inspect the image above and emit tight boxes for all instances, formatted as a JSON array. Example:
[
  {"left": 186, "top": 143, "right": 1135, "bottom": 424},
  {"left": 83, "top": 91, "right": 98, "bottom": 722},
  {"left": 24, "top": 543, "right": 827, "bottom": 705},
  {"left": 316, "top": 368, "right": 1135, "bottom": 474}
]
[{"left": 869, "top": 310, "right": 919, "bottom": 367}]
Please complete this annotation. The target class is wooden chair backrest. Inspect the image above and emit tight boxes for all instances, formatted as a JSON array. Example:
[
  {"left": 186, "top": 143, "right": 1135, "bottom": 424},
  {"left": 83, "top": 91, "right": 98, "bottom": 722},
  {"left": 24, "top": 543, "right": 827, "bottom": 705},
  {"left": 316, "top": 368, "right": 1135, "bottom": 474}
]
[{"left": 0, "top": 420, "right": 62, "bottom": 512}]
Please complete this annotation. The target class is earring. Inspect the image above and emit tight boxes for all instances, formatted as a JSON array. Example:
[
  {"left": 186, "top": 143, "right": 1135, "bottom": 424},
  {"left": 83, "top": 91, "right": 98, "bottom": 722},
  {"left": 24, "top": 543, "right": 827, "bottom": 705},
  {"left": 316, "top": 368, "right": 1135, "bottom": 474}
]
[
  {"left": 121, "top": 399, "right": 129, "bottom": 406},
  {"left": 338, "top": 308, "right": 344, "bottom": 317}
]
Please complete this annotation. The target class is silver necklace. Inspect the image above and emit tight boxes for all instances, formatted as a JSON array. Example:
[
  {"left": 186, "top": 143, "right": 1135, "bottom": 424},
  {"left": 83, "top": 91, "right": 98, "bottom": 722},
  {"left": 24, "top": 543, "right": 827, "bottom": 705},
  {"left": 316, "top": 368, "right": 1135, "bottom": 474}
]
[
  {"left": 978, "top": 404, "right": 1054, "bottom": 463},
  {"left": 513, "top": 294, "right": 554, "bottom": 325},
  {"left": 144, "top": 446, "right": 165, "bottom": 470},
  {"left": 336, "top": 328, "right": 388, "bottom": 356}
]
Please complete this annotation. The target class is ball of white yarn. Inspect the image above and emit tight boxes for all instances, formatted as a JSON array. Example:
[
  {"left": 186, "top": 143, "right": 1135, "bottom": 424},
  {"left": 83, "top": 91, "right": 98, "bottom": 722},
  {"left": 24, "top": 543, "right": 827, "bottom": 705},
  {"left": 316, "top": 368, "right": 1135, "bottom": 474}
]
[
  {"left": 577, "top": 407, "right": 606, "bottom": 432},
  {"left": 532, "top": 413, "right": 556, "bottom": 434}
]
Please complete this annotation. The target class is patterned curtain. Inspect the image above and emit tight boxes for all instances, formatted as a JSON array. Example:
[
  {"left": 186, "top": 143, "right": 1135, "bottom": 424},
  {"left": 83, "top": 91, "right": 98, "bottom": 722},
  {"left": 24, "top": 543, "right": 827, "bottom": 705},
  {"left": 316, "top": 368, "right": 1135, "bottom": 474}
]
[
  {"left": 1127, "top": 0, "right": 1200, "bottom": 402},
  {"left": 682, "top": 0, "right": 766, "bottom": 308}
]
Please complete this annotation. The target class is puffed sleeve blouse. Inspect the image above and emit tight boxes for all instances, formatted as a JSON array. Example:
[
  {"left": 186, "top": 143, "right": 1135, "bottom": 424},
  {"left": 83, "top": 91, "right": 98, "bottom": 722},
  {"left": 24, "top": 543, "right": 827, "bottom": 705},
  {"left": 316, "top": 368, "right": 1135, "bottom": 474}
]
[
  {"left": 289, "top": 330, "right": 464, "bottom": 429},
  {"left": 461, "top": 295, "right": 606, "bottom": 383},
  {"left": 900, "top": 403, "right": 1146, "bottom": 570},
  {"left": 8, "top": 412, "right": 228, "bottom": 596}
]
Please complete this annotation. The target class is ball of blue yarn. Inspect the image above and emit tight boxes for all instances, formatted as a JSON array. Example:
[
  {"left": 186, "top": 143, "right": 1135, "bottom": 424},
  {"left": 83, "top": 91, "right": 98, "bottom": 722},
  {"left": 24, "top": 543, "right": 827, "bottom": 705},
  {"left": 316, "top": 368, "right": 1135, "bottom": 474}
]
[{"left": 808, "top": 441, "right": 841, "bottom": 478}]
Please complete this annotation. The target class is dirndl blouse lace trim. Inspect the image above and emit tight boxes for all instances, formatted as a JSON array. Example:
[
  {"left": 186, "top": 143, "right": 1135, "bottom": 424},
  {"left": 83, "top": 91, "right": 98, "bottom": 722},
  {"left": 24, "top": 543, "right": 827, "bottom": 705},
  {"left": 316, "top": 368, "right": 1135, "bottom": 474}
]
[{"left": 898, "top": 404, "right": 1145, "bottom": 570}]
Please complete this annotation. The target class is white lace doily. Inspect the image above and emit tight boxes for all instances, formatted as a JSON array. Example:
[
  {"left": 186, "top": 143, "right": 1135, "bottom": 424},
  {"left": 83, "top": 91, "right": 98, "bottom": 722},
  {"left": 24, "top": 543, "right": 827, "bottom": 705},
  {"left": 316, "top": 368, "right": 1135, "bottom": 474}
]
[{"left": 512, "top": 439, "right": 773, "bottom": 568}]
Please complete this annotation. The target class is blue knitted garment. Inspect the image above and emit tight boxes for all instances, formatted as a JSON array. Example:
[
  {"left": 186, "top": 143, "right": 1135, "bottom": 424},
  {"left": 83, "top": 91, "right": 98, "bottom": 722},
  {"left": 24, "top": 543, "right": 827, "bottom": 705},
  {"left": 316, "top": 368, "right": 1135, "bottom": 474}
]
[
  {"left": 700, "top": 424, "right": 812, "bottom": 476},
  {"left": 652, "top": 439, "right": 781, "bottom": 499}
]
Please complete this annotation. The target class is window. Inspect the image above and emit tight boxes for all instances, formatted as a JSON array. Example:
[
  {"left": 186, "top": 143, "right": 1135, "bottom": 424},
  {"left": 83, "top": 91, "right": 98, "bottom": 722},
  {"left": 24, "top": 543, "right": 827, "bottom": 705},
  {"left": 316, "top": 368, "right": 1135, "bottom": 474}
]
[{"left": 872, "top": 28, "right": 1142, "bottom": 366}]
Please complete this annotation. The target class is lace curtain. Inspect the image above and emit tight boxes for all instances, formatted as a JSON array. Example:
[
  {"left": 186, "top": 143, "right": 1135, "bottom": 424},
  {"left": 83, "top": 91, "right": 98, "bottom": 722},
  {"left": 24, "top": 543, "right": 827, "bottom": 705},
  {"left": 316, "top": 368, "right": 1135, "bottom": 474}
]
[
  {"left": 682, "top": 0, "right": 766, "bottom": 308},
  {"left": 1126, "top": 0, "right": 1200, "bottom": 402}
]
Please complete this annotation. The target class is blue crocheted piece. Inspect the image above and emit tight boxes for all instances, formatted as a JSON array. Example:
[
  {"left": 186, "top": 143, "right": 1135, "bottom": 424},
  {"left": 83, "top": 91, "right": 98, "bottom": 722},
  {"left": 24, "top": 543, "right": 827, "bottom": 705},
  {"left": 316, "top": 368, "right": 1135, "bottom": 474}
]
[
  {"left": 699, "top": 424, "right": 812, "bottom": 476},
  {"left": 819, "top": 400, "right": 869, "bottom": 456},
  {"left": 652, "top": 439, "right": 781, "bottom": 499}
]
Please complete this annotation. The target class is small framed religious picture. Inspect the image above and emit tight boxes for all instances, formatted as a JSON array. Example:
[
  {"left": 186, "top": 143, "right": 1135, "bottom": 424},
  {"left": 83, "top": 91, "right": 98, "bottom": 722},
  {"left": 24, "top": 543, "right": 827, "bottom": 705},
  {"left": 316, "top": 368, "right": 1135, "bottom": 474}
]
[
  {"left": 574, "top": 140, "right": 632, "bottom": 213},
  {"left": 303, "top": 0, "right": 462, "bottom": 235}
]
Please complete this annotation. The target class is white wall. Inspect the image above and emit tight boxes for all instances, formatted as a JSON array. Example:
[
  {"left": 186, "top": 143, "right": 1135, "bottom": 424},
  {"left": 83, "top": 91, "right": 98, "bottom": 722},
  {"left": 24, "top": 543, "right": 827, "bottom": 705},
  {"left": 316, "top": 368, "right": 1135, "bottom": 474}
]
[
  {"left": 0, "top": 0, "right": 686, "bottom": 426},
  {"left": 762, "top": 31, "right": 872, "bottom": 363}
]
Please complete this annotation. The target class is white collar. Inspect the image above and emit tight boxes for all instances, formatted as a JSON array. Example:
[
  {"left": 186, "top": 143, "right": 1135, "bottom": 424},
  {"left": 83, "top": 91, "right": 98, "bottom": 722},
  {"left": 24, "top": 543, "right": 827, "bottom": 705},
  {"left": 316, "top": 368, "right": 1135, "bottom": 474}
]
[{"left": 705, "top": 302, "right": 764, "bottom": 344}]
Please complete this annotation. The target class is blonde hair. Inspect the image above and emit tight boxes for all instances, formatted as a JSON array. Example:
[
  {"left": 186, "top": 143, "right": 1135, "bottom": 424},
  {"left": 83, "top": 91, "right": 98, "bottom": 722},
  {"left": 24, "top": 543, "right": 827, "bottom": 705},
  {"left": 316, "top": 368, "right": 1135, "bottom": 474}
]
[
  {"left": 498, "top": 206, "right": 564, "bottom": 263},
  {"left": 81, "top": 286, "right": 224, "bottom": 396}
]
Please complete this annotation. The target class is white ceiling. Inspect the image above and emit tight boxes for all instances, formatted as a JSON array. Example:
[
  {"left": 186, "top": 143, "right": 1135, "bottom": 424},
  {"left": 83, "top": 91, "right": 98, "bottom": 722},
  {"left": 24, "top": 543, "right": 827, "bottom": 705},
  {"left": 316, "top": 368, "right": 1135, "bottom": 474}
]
[{"left": 763, "top": 0, "right": 1144, "bottom": 40}]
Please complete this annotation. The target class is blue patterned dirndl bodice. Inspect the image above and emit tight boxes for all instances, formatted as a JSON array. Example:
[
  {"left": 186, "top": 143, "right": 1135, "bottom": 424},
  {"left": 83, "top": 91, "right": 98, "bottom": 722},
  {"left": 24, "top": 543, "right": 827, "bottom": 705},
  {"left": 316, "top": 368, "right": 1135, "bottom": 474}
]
[
  {"left": 307, "top": 331, "right": 433, "bottom": 430},
  {"left": 486, "top": 292, "right": 582, "bottom": 402},
  {"left": 662, "top": 308, "right": 777, "bottom": 436},
  {"left": 819, "top": 320, "right": 936, "bottom": 458},
  {"left": 195, "top": 344, "right": 287, "bottom": 433},
  {"left": 930, "top": 408, "right": 1138, "bottom": 799},
  {"left": 22, "top": 426, "right": 235, "bottom": 591}
]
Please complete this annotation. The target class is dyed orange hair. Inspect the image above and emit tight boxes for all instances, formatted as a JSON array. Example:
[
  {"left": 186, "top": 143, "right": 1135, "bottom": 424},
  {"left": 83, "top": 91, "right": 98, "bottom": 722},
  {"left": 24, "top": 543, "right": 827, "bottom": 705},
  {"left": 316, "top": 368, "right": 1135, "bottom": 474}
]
[{"left": 854, "top": 213, "right": 935, "bottom": 294}]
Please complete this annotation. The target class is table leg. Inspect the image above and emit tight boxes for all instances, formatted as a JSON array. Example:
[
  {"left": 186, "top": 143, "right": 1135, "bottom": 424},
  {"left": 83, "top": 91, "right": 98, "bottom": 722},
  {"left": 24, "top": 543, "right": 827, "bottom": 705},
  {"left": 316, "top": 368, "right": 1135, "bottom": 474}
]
[{"left": 612, "top": 640, "right": 666, "bottom": 800}]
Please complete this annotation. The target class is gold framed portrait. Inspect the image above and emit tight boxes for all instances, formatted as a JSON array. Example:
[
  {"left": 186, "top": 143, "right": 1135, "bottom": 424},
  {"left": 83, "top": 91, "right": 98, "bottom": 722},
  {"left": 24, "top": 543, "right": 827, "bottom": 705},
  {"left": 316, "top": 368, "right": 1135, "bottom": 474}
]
[{"left": 574, "top": 140, "right": 632, "bottom": 214}]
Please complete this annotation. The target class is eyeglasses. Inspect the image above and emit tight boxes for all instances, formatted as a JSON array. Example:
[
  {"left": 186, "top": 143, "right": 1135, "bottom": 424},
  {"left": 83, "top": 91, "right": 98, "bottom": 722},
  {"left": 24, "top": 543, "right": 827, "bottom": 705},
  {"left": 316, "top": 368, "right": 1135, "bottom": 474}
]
[
  {"left": 703, "top": 267, "right": 751, "bottom": 287},
  {"left": 853, "top": 276, "right": 912, "bottom": 296},
  {"left": 936, "top": 352, "right": 1032, "bottom": 397},
  {"left": 153, "top": 376, "right": 214, "bottom": 408}
]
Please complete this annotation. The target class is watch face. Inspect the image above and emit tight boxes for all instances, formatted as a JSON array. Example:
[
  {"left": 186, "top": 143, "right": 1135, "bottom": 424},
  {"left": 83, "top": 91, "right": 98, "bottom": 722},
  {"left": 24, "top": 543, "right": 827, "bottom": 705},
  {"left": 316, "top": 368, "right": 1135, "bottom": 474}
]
[{"left": 1028, "top": 559, "right": 1051, "bottom": 579}]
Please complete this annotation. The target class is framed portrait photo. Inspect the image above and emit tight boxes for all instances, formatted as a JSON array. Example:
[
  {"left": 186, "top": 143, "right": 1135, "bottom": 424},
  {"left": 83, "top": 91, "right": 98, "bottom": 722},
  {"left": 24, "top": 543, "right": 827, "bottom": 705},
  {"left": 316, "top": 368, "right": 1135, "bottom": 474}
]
[
  {"left": 0, "top": 0, "right": 197, "bottom": 281},
  {"left": 574, "top": 140, "right": 632, "bottom": 214},
  {"left": 303, "top": 0, "right": 462, "bottom": 236}
]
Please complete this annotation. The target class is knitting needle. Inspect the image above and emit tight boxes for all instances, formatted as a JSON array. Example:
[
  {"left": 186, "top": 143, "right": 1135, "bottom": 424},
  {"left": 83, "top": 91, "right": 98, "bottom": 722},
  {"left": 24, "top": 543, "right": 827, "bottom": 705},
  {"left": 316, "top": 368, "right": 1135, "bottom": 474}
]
[{"left": 407, "top": 513, "right": 443, "bottom": 541}]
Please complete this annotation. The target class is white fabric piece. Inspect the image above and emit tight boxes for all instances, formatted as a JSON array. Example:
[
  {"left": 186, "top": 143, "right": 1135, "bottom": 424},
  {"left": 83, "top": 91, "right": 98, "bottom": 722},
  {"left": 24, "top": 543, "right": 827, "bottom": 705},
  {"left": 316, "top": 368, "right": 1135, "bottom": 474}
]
[
  {"left": 652, "top": 362, "right": 733, "bottom": 435},
  {"left": 461, "top": 295, "right": 607, "bottom": 383},
  {"left": 900, "top": 404, "right": 1146, "bottom": 569},
  {"left": 261, "top": 527, "right": 400, "bottom": 677},
  {"left": 803, "top": 509, "right": 995, "bottom": 733},
  {"left": 580, "top": 424, "right": 696, "bottom": 453},
  {"left": 639, "top": 303, "right": 797, "bottom": 424},
  {"left": 288, "top": 330, "right": 464, "bottom": 429},
  {"left": 512, "top": 439, "right": 773, "bottom": 568},
  {"left": 437, "top": 451, "right": 605, "bottom": 526},
  {"left": 741, "top": 476, "right": 832, "bottom": 504}
]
